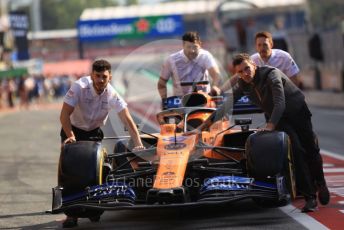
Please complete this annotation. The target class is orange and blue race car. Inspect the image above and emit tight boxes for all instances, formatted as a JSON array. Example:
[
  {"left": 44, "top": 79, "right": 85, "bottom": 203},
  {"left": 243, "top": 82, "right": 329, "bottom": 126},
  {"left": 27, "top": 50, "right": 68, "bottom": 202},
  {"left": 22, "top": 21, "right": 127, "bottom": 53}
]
[{"left": 51, "top": 81, "right": 296, "bottom": 224}]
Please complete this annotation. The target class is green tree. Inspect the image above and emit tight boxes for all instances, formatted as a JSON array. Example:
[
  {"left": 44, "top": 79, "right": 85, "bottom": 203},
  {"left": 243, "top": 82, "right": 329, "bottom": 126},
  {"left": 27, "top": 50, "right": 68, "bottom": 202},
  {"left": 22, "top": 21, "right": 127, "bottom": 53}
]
[
  {"left": 40, "top": 0, "right": 119, "bottom": 30},
  {"left": 124, "top": 0, "right": 139, "bottom": 6}
]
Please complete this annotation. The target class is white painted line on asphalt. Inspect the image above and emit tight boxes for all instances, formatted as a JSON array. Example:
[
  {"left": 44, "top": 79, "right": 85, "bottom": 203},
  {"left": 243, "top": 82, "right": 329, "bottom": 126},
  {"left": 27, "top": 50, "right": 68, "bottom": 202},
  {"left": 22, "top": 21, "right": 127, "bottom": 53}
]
[
  {"left": 279, "top": 205, "right": 329, "bottom": 230},
  {"left": 330, "top": 187, "right": 344, "bottom": 197},
  {"left": 323, "top": 168, "right": 344, "bottom": 173},
  {"left": 321, "top": 149, "right": 344, "bottom": 161},
  {"left": 326, "top": 174, "right": 344, "bottom": 179},
  {"left": 325, "top": 178, "right": 344, "bottom": 187},
  {"left": 280, "top": 149, "right": 344, "bottom": 229}
]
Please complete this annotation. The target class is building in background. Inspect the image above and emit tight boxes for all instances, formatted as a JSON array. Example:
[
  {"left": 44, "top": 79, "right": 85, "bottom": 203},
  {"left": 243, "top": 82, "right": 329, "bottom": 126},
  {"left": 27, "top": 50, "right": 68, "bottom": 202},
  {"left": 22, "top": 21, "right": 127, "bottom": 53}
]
[
  {"left": 26, "top": 0, "right": 343, "bottom": 91},
  {"left": 28, "top": 0, "right": 308, "bottom": 60}
]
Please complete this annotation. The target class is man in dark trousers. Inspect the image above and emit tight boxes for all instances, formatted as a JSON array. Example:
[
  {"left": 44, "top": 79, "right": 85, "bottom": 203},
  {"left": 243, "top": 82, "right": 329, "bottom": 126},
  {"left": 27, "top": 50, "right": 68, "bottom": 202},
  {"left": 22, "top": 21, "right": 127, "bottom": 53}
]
[
  {"left": 59, "top": 59, "right": 144, "bottom": 227},
  {"left": 219, "top": 53, "right": 329, "bottom": 212}
]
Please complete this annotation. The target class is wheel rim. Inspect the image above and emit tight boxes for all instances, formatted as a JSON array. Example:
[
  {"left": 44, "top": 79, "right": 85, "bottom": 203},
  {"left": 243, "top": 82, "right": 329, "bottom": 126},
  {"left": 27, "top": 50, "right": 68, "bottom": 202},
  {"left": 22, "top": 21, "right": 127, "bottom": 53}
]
[{"left": 96, "top": 148, "right": 107, "bottom": 185}]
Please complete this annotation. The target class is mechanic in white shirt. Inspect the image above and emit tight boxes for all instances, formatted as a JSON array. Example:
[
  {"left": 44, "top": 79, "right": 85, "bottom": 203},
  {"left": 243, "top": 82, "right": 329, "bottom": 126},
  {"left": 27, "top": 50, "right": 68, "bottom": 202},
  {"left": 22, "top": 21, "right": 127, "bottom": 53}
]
[
  {"left": 157, "top": 31, "right": 221, "bottom": 101},
  {"left": 250, "top": 31, "right": 301, "bottom": 87},
  {"left": 220, "top": 31, "right": 302, "bottom": 92},
  {"left": 59, "top": 59, "right": 145, "bottom": 227},
  {"left": 60, "top": 59, "right": 144, "bottom": 148},
  {"left": 251, "top": 48, "right": 299, "bottom": 80}
]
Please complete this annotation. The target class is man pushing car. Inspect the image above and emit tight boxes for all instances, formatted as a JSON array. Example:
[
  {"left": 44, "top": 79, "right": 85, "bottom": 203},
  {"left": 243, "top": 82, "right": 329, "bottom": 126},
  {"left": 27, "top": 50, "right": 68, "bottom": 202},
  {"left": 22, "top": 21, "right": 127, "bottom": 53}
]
[
  {"left": 217, "top": 53, "right": 330, "bottom": 212},
  {"left": 59, "top": 59, "right": 144, "bottom": 228}
]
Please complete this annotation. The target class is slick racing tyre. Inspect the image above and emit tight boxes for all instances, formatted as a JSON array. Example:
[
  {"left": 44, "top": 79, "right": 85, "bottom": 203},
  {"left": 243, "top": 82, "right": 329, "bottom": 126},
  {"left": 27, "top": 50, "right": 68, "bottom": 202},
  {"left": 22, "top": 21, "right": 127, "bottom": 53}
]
[
  {"left": 284, "top": 137, "right": 297, "bottom": 200},
  {"left": 245, "top": 131, "right": 289, "bottom": 178},
  {"left": 58, "top": 141, "right": 108, "bottom": 218},
  {"left": 245, "top": 131, "right": 295, "bottom": 206}
]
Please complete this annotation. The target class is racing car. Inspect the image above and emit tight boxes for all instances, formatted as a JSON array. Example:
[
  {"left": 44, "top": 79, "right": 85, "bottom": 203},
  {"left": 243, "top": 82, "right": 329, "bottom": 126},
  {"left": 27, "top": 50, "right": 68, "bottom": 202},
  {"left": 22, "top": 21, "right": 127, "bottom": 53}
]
[{"left": 51, "top": 81, "right": 296, "bottom": 223}]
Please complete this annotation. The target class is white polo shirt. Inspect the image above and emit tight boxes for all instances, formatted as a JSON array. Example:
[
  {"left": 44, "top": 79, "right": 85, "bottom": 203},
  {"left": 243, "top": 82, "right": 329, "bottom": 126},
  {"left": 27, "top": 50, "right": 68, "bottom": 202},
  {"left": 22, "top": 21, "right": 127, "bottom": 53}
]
[
  {"left": 64, "top": 76, "right": 127, "bottom": 131},
  {"left": 250, "top": 49, "right": 299, "bottom": 78},
  {"left": 160, "top": 49, "right": 218, "bottom": 96}
]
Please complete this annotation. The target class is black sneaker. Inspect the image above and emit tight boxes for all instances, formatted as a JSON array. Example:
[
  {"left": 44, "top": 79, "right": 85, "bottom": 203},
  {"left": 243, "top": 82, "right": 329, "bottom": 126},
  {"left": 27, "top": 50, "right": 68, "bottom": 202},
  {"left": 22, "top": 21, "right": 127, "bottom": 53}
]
[
  {"left": 302, "top": 196, "right": 317, "bottom": 213},
  {"left": 318, "top": 184, "right": 330, "bottom": 205},
  {"left": 62, "top": 217, "right": 78, "bottom": 228}
]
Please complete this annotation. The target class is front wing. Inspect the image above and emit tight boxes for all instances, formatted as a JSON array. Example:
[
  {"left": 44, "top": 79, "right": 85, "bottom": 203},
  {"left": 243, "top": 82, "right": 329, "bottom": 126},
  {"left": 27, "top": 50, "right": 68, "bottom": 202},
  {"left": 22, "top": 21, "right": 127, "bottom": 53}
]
[{"left": 51, "top": 175, "right": 289, "bottom": 213}]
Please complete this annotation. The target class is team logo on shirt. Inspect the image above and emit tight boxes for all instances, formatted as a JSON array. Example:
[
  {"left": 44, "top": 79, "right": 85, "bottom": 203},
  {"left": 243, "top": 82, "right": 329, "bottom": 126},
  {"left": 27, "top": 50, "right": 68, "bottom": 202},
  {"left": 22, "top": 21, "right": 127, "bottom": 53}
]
[{"left": 66, "top": 90, "right": 74, "bottom": 98}]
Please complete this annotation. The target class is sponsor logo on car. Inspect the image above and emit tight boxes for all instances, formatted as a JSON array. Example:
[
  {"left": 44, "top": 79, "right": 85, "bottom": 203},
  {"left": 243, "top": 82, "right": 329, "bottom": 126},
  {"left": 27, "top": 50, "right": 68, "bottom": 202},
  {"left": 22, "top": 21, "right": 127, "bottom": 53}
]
[
  {"left": 164, "top": 143, "right": 187, "bottom": 150},
  {"left": 162, "top": 136, "right": 188, "bottom": 142}
]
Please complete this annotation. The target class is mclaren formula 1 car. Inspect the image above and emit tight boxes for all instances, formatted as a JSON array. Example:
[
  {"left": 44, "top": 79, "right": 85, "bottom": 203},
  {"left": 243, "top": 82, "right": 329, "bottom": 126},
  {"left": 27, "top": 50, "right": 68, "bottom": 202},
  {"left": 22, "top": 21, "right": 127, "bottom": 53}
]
[{"left": 51, "top": 81, "right": 296, "bottom": 223}]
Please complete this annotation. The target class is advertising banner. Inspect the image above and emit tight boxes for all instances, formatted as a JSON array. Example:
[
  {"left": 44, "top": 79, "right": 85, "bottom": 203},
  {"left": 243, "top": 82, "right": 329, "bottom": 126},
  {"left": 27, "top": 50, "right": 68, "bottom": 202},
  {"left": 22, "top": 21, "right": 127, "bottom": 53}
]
[
  {"left": 9, "top": 11, "right": 30, "bottom": 60},
  {"left": 78, "top": 15, "right": 184, "bottom": 42}
]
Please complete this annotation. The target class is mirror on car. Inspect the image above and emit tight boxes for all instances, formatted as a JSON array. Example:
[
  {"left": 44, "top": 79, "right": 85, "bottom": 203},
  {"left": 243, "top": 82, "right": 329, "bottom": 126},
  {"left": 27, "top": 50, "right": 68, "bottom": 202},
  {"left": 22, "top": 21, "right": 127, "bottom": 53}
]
[
  {"left": 234, "top": 118, "right": 252, "bottom": 126},
  {"left": 235, "top": 118, "right": 252, "bottom": 132}
]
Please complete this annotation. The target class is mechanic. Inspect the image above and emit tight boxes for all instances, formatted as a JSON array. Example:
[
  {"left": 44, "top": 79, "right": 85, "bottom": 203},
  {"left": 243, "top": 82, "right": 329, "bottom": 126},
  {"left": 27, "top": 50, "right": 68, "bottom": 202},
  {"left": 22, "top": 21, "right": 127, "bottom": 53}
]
[
  {"left": 222, "top": 31, "right": 303, "bottom": 90},
  {"left": 250, "top": 32, "right": 329, "bottom": 201},
  {"left": 218, "top": 53, "right": 329, "bottom": 212},
  {"left": 221, "top": 32, "right": 328, "bottom": 207},
  {"left": 59, "top": 59, "right": 144, "bottom": 228},
  {"left": 251, "top": 31, "right": 302, "bottom": 88},
  {"left": 157, "top": 31, "right": 221, "bottom": 108}
]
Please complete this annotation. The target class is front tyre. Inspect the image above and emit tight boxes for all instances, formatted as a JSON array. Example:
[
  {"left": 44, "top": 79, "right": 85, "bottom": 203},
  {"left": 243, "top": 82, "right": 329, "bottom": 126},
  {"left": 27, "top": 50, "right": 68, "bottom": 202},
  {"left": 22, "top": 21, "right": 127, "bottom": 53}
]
[
  {"left": 245, "top": 131, "right": 295, "bottom": 206},
  {"left": 58, "top": 141, "right": 107, "bottom": 218}
]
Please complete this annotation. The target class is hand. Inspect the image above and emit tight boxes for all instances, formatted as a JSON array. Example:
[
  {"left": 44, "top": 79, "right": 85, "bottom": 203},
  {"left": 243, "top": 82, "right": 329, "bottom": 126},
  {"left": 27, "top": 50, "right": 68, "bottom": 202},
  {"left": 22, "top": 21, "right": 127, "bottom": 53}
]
[
  {"left": 257, "top": 127, "right": 272, "bottom": 132},
  {"left": 257, "top": 122, "right": 275, "bottom": 132},
  {"left": 64, "top": 136, "right": 76, "bottom": 144},
  {"left": 161, "top": 98, "right": 168, "bottom": 110},
  {"left": 132, "top": 145, "right": 145, "bottom": 152},
  {"left": 210, "top": 86, "right": 221, "bottom": 96}
]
